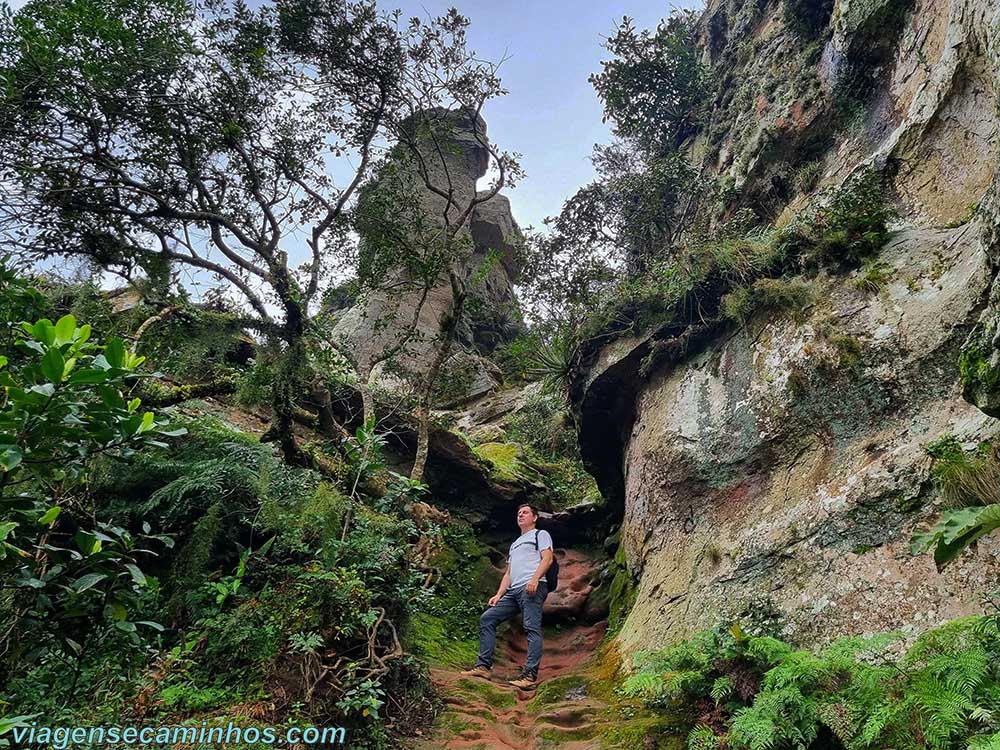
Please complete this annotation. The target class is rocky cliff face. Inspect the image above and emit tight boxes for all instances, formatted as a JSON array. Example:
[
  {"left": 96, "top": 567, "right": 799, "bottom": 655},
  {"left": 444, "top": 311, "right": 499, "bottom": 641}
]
[
  {"left": 331, "top": 108, "right": 523, "bottom": 405},
  {"left": 573, "top": 0, "right": 1000, "bottom": 653}
]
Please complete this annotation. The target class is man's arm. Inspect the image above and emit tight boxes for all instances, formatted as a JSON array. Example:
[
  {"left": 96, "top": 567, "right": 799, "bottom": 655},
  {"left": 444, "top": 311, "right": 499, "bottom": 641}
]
[
  {"left": 488, "top": 564, "right": 511, "bottom": 607},
  {"left": 525, "top": 548, "right": 554, "bottom": 596}
]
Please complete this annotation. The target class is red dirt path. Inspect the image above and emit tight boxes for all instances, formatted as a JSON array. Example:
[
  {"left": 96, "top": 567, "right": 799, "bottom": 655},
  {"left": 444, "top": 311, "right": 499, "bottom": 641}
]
[{"left": 407, "top": 548, "right": 612, "bottom": 750}]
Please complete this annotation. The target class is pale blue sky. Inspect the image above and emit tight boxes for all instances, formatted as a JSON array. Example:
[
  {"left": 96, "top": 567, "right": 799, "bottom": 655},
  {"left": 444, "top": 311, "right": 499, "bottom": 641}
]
[
  {"left": 8, "top": 0, "right": 702, "bottom": 232},
  {"left": 390, "top": 0, "right": 704, "bottom": 229}
]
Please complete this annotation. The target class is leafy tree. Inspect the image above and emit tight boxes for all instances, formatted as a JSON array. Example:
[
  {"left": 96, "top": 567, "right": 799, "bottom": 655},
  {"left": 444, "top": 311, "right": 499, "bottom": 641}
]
[
  {"left": 0, "top": 0, "right": 518, "bottom": 470},
  {"left": 0, "top": 266, "right": 180, "bottom": 687},
  {"left": 518, "top": 10, "right": 711, "bottom": 363},
  {"left": 589, "top": 12, "right": 709, "bottom": 156}
]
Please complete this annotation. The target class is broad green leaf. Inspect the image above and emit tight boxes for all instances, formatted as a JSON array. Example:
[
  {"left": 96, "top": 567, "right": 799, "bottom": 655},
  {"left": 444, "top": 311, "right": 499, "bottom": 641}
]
[
  {"left": 72, "top": 573, "right": 108, "bottom": 592},
  {"left": 40, "top": 347, "right": 65, "bottom": 383},
  {"left": 74, "top": 531, "right": 102, "bottom": 555},
  {"left": 27, "top": 383, "right": 54, "bottom": 397},
  {"left": 124, "top": 563, "right": 147, "bottom": 586},
  {"left": 0, "top": 521, "right": 17, "bottom": 540},
  {"left": 37, "top": 506, "right": 60, "bottom": 525},
  {"left": 157, "top": 427, "right": 188, "bottom": 437},
  {"left": 137, "top": 620, "right": 166, "bottom": 631},
  {"left": 68, "top": 368, "right": 110, "bottom": 384},
  {"left": 54, "top": 314, "right": 76, "bottom": 345},
  {"left": 30, "top": 319, "right": 55, "bottom": 345},
  {"left": 76, "top": 324, "right": 91, "bottom": 345},
  {"left": 0, "top": 446, "right": 23, "bottom": 472},
  {"left": 105, "top": 337, "right": 124, "bottom": 368},
  {"left": 107, "top": 602, "right": 127, "bottom": 621}
]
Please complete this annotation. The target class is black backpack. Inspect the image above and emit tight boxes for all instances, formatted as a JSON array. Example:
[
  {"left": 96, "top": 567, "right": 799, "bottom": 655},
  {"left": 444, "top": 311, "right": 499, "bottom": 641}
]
[{"left": 534, "top": 529, "right": 559, "bottom": 591}]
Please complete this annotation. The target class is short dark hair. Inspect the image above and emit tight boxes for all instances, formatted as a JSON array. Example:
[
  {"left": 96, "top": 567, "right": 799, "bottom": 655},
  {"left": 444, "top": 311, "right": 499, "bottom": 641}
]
[{"left": 516, "top": 503, "right": 539, "bottom": 518}]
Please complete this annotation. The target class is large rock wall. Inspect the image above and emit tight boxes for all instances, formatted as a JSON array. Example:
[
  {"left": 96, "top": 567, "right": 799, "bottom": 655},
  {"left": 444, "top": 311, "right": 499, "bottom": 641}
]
[{"left": 575, "top": 0, "right": 1000, "bottom": 653}]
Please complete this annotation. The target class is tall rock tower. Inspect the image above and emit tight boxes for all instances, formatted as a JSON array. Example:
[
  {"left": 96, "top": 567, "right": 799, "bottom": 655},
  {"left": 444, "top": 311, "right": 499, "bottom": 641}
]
[{"left": 331, "top": 108, "right": 522, "bottom": 405}]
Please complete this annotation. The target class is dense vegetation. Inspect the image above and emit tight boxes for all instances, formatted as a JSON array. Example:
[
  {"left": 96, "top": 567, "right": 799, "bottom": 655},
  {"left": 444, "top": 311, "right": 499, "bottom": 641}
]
[
  {"left": 623, "top": 615, "right": 1000, "bottom": 750},
  {"left": 0, "top": 267, "right": 485, "bottom": 748}
]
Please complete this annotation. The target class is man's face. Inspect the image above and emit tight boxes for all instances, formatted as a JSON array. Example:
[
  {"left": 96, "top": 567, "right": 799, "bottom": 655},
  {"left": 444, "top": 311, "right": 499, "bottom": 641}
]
[{"left": 516, "top": 506, "right": 536, "bottom": 531}]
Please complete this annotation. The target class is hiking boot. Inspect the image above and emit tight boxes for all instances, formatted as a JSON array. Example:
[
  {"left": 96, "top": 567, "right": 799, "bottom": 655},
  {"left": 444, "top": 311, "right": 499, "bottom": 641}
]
[
  {"left": 508, "top": 670, "right": 537, "bottom": 689},
  {"left": 460, "top": 664, "right": 492, "bottom": 680}
]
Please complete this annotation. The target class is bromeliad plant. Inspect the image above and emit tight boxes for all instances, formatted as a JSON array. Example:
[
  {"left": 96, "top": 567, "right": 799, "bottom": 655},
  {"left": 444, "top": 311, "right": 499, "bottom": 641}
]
[{"left": 0, "top": 312, "right": 183, "bottom": 681}]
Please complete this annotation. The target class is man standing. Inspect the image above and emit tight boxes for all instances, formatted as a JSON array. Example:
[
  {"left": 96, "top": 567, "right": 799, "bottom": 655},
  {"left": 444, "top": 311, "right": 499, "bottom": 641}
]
[{"left": 462, "top": 503, "right": 554, "bottom": 689}]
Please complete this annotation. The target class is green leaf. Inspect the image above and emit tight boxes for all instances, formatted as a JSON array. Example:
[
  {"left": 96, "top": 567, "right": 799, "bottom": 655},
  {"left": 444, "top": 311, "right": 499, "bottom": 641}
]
[
  {"left": 137, "top": 620, "right": 166, "bottom": 631},
  {"left": 105, "top": 337, "right": 125, "bottom": 368},
  {"left": 54, "top": 314, "right": 76, "bottom": 345},
  {"left": 124, "top": 563, "right": 147, "bottom": 586},
  {"left": 73, "top": 573, "right": 108, "bottom": 592},
  {"left": 68, "top": 368, "right": 110, "bottom": 384},
  {"left": 76, "top": 324, "right": 91, "bottom": 345},
  {"left": 107, "top": 602, "right": 127, "bottom": 621},
  {"left": 0, "top": 446, "right": 23, "bottom": 472},
  {"left": 40, "top": 347, "right": 65, "bottom": 383},
  {"left": 30, "top": 319, "right": 55, "bottom": 345},
  {"left": 0, "top": 521, "right": 17, "bottom": 541},
  {"left": 37, "top": 506, "right": 61, "bottom": 525},
  {"left": 74, "top": 531, "right": 102, "bottom": 555}
]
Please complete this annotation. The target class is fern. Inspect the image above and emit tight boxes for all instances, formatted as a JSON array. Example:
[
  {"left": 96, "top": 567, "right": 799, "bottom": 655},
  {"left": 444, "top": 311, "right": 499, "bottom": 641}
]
[
  {"left": 744, "top": 636, "right": 794, "bottom": 666},
  {"left": 712, "top": 675, "right": 735, "bottom": 705},
  {"left": 730, "top": 686, "right": 819, "bottom": 750},
  {"left": 688, "top": 724, "right": 722, "bottom": 750},
  {"left": 970, "top": 732, "right": 1000, "bottom": 750},
  {"left": 623, "top": 670, "right": 666, "bottom": 698},
  {"left": 913, "top": 676, "right": 975, "bottom": 750}
]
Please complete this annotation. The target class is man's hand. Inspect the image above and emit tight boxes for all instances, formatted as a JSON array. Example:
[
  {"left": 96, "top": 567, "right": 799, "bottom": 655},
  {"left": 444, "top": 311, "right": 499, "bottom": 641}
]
[
  {"left": 526, "top": 579, "right": 538, "bottom": 596},
  {"left": 488, "top": 593, "right": 502, "bottom": 607}
]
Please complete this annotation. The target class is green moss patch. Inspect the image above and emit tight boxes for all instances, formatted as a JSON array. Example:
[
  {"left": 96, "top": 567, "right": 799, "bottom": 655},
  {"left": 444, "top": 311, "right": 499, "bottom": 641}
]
[
  {"left": 455, "top": 678, "right": 518, "bottom": 709},
  {"left": 960, "top": 321, "right": 1000, "bottom": 417},
  {"left": 407, "top": 612, "right": 479, "bottom": 668},
  {"left": 528, "top": 675, "right": 589, "bottom": 709},
  {"left": 474, "top": 441, "right": 545, "bottom": 485}
]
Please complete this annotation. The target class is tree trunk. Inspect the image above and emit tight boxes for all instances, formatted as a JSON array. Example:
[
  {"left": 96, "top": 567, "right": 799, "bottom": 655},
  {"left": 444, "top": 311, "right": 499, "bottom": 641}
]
[
  {"left": 361, "top": 369, "right": 377, "bottom": 428},
  {"left": 269, "top": 292, "right": 310, "bottom": 468},
  {"left": 410, "top": 270, "right": 467, "bottom": 482}
]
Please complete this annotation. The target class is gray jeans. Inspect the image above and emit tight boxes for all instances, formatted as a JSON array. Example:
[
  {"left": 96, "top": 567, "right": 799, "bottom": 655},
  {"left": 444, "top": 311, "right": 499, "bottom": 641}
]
[{"left": 475, "top": 582, "right": 548, "bottom": 676}]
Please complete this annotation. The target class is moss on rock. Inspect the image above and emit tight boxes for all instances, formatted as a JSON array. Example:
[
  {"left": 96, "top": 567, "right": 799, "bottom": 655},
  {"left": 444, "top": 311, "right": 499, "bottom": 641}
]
[
  {"left": 960, "top": 320, "right": 1000, "bottom": 418},
  {"left": 473, "top": 441, "right": 546, "bottom": 486},
  {"left": 607, "top": 546, "right": 637, "bottom": 634}
]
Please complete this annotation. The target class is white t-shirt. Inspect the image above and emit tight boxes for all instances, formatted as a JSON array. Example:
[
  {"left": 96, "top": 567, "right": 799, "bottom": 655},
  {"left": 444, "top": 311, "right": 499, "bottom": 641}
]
[{"left": 507, "top": 529, "right": 553, "bottom": 590}]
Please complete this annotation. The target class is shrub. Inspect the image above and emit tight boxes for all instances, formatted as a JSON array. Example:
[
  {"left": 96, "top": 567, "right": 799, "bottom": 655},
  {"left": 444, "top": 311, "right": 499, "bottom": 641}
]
[
  {"left": 912, "top": 440, "right": 1000, "bottom": 569},
  {"left": 855, "top": 259, "right": 893, "bottom": 293},
  {"left": 589, "top": 11, "right": 710, "bottom": 153},
  {"left": 721, "top": 278, "right": 815, "bottom": 324},
  {"left": 782, "top": 169, "right": 895, "bottom": 269},
  {"left": 0, "top": 304, "right": 181, "bottom": 686}
]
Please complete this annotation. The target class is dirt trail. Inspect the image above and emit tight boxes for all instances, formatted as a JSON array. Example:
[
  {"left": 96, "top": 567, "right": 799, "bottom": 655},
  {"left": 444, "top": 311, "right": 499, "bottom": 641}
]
[{"left": 408, "top": 549, "right": 615, "bottom": 750}]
